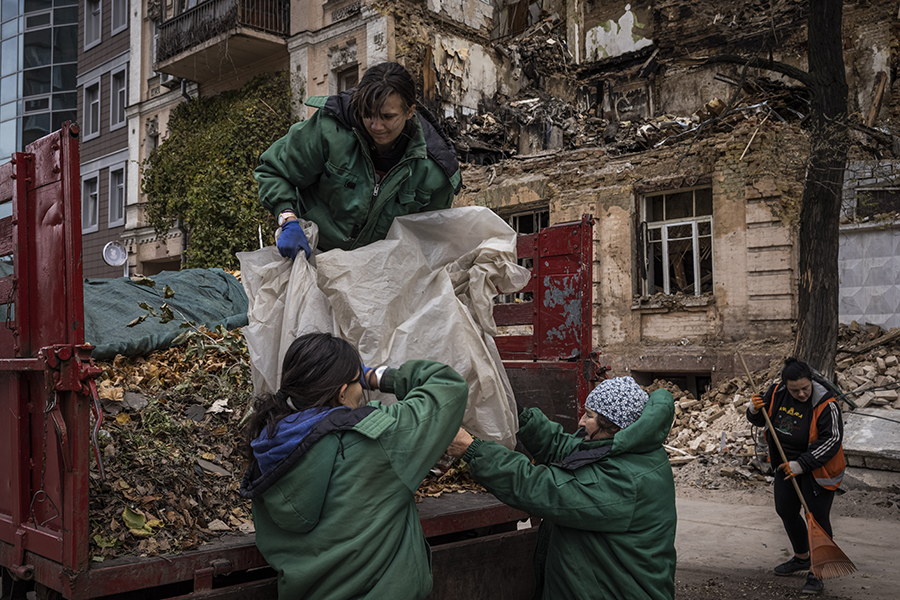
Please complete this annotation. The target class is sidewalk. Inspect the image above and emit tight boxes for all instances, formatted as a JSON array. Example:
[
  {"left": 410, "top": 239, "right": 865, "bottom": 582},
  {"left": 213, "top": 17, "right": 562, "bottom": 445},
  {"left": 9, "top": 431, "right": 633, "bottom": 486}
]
[{"left": 676, "top": 498, "right": 899, "bottom": 599}]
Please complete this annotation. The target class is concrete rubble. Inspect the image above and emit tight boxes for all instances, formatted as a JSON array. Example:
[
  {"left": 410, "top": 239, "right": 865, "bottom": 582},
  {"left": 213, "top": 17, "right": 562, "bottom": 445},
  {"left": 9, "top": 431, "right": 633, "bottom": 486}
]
[{"left": 653, "top": 322, "right": 900, "bottom": 480}]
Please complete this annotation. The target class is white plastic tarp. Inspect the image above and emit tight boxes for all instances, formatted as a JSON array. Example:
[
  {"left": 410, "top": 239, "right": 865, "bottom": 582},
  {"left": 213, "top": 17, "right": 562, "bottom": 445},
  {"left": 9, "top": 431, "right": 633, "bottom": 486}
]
[{"left": 237, "top": 207, "right": 530, "bottom": 448}]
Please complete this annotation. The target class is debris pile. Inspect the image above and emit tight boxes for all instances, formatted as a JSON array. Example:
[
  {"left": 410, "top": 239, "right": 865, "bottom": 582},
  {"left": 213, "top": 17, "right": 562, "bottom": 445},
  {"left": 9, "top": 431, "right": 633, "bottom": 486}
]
[
  {"left": 442, "top": 14, "right": 812, "bottom": 164},
  {"left": 89, "top": 330, "right": 254, "bottom": 561},
  {"left": 656, "top": 322, "right": 900, "bottom": 488},
  {"left": 88, "top": 327, "right": 482, "bottom": 561}
]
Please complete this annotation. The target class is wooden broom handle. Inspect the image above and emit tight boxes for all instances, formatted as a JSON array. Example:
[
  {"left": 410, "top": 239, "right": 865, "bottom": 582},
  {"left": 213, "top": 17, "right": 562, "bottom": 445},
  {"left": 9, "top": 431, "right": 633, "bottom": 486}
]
[{"left": 738, "top": 353, "right": 812, "bottom": 514}]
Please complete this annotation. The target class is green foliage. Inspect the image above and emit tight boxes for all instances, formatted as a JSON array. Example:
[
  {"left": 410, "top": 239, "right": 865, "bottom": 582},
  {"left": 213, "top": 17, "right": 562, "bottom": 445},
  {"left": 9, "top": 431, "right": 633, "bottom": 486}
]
[{"left": 142, "top": 71, "right": 297, "bottom": 269}]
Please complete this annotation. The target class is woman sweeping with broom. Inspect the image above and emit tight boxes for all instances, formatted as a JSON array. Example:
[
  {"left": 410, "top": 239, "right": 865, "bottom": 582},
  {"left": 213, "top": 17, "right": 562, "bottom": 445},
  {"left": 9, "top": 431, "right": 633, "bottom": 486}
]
[{"left": 746, "top": 357, "right": 849, "bottom": 595}]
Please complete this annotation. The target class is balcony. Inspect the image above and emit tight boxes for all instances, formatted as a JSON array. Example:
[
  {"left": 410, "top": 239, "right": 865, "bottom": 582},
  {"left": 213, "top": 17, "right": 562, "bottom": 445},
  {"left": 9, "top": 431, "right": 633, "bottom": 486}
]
[{"left": 156, "top": 0, "right": 290, "bottom": 84}]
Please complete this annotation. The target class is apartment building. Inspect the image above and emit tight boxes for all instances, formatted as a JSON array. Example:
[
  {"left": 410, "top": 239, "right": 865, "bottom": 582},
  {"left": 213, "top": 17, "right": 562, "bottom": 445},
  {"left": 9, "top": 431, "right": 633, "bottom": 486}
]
[{"left": 77, "top": 0, "right": 131, "bottom": 277}]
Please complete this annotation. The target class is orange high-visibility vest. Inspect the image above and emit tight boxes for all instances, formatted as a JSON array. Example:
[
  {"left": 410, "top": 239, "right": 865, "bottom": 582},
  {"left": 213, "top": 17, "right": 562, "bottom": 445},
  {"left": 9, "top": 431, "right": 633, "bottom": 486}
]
[{"left": 766, "top": 389, "right": 846, "bottom": 490}]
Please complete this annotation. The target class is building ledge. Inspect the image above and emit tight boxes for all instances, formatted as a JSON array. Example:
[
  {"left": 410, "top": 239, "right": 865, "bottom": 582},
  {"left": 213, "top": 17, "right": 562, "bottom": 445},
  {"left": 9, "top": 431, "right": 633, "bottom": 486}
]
[{"left": 631, "top": 292, "right": 714, "bottom": 311}]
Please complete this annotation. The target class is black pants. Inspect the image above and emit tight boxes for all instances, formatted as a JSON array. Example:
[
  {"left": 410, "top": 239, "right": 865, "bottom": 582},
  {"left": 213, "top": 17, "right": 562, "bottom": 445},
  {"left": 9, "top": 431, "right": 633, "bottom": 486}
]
[{"left": 773, "top": 470, "right": 835, "bottom": 554}]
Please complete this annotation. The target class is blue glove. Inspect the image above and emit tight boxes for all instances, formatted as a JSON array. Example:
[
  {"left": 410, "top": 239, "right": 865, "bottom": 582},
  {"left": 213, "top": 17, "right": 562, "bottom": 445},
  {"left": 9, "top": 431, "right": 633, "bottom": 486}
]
[
  {"left": 359, "top": 364, "right": 375, "bottom": 390},
  {"left": 277, "top": 220, "right": 311, "bottom": 260}
]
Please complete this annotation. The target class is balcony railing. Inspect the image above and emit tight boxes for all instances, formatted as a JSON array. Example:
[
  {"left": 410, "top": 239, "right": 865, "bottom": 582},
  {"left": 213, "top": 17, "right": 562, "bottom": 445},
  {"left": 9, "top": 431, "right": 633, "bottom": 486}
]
[{"left": 157, "top": 0, "right": 289, "bottom": 64}]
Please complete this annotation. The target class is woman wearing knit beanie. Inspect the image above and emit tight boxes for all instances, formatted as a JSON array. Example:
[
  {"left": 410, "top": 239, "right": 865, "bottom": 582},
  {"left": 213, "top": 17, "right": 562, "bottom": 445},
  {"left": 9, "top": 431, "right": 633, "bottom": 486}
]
[{"left": 447, "top": 376, "right": 677, "bottom": 600}]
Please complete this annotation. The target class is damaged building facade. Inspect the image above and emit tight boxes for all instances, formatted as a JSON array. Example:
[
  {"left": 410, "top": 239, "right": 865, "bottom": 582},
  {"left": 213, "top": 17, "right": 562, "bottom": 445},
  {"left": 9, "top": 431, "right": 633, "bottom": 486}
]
[{"left": 127, "top": 0, "right": 898, "bottom": 391}]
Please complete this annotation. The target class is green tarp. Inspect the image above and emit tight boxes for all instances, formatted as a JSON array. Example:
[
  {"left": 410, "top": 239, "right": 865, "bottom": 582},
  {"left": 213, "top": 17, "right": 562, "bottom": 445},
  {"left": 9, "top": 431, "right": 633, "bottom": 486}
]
[{"left": 84, "top": 269, "right": 249, "bottom": 360}]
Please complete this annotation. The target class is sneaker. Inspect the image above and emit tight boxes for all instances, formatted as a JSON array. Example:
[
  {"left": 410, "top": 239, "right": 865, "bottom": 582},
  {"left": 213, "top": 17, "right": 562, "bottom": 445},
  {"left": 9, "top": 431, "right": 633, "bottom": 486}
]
[
  {"left": 802, "top": 572, "right": 824, "bottom": 594},
  {"left": 774, "top": 556, "right": 811, "bottom": 576}
]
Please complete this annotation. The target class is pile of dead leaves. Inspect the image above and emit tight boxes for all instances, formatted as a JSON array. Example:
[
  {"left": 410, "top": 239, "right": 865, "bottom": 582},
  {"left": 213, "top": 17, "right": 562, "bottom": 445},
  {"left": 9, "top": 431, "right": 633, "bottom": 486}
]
[
  {"left": 89, "top": 331, "right": 254, "bottom": 561},
  {"left": 415, "top": 463, "right": 485, "bottom": 503},
  {"left": 88, "top": 328, "right": 486, "bottom": 560}
]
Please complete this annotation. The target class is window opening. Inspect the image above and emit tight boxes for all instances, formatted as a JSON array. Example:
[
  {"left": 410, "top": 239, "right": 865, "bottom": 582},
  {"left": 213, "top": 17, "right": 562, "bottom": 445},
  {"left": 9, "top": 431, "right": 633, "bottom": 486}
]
[
  {"left": 85, "top": 0, "right": 100, "bottom": 48},
  {"left": 496, "top": 208, "right": 549, "bottom": 304},
  {"left": 109, "top": 167, "right": 125, "bottom": 226},
  {"left": 111, "top": 68, "right": 126, "bottom": 128},
  {"left": 641, "top": 188, "right": 713, "bottom": 296},
  {"left": 854, "top": 188, "right": 900, "bottom": 220},
  {"left": 337, "top": 67, "right": 358, "bottom": 93},
  {"left": 82, "top": 175, "right": 99, "bottom": 233},
  {"left": 84, "top": 81, "right": 99, "bottom": 138},
  {"left": 112, "top": 0, "right": 127, "bottom": 34}
]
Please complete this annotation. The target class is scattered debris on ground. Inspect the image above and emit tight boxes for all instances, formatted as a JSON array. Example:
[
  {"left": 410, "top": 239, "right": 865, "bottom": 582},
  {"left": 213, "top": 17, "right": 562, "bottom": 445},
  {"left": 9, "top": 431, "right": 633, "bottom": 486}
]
[
  {"left": 88, "top": 314, "right": 899, "bottom": 560},
  {"left": 652, "top": 322, "right": 900, "bottom": 497}
]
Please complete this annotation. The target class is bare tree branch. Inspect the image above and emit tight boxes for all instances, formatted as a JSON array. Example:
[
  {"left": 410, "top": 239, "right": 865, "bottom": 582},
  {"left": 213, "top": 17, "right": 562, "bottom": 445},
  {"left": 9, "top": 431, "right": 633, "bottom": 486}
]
[{"left": 672, "top": 54, "right": 812, "bottom": 87}]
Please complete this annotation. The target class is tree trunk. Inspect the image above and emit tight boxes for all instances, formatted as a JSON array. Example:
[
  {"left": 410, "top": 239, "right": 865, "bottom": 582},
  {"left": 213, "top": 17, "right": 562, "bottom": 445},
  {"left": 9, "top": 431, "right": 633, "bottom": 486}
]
[{"left": 793, "top": 0, "right": 848, "bottom": 379}]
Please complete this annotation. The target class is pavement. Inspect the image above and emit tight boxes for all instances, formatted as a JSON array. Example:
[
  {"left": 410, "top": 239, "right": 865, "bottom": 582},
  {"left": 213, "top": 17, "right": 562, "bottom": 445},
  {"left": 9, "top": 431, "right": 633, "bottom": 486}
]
[{"left": 675, "top": 497, "right": 900, "bottom": 599}]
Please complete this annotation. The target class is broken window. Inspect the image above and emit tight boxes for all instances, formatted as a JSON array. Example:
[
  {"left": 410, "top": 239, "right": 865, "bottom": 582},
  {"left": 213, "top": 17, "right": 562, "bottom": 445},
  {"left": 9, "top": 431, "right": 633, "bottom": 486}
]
[
  {"left": 855, "top": 188, "right": 900, "bottom": 219},
  {"left": 640, "top": 188, "right": 713, "bottom": 296},
  {"left": 337, "top": 66, "right": 358, "bottom": 93},
  {"left": 495, "top": 208, "right": 549, "bottom": 304}
]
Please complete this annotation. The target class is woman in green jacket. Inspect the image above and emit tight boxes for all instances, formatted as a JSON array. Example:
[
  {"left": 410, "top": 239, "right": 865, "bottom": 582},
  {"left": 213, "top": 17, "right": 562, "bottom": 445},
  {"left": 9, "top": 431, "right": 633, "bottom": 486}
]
[
  {"left": 239, "top": 332, "right": 468, "bottom": 599},
  {"left": 256, "top": 62, "right": 462, "bottom": 260},
  {"left": 447, "top": 377, "right": 677, "bottom": 600}
]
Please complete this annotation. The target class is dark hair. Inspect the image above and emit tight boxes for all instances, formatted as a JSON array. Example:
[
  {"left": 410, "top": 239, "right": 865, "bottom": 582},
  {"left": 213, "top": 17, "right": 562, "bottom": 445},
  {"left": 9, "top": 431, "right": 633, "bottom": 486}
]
[
  {"left": 350, "top": 62, "right": 417, "bottom": 120},
  {"left": 781, "top": 357, "right": 813, "bottom": 383},
  {"left": 241, "top": 332, "right": 361, "bottom": 458}
]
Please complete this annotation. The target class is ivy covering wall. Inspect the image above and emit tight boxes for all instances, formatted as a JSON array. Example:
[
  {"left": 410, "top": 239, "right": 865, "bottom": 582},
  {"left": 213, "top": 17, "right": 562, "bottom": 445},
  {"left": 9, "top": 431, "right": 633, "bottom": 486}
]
[{"left": 142, "top": 71, "right": 297, "bottom": 269}]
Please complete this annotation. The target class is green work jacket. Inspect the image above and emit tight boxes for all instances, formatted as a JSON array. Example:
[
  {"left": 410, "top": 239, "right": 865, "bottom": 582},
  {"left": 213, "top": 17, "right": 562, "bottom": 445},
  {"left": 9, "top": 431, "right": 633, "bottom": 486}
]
[
  {"left": 239, "top": 361, "right": 468, "bottom": 600},
  {"left": 255, "top": 92, "right": 462, "bottom": 251},
  {"left": 463, "top": 389, "right": 677, "bottom": 600}
]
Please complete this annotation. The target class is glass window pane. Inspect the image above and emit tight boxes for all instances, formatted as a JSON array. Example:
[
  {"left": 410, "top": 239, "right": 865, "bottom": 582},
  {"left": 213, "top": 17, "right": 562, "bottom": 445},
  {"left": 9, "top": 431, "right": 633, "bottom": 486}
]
[
  {"left": 51, "top": 108, "right": 74, "bottom": 130},
  {"left": 24, "top": 0, "right": 52, "bottom": 13},
  {"left": 695, "top": 188, "right": 713, "bottom": 216},
  {"left": 697, "top": 221, "right": 711, "bottom": 236},
  {"left": 1, "top": 100, "right": 15, "bottom": 119},
  {"left": 1, "top": 37, "right": 16, "bottom": 76},
  {"left": 51, "top": 63, "right": 74, "bottom": 92},
  {"left": 25, "top": 12, "right": 50, "bottom": 28},
  {"left": 648, "top": 195, "right": 664, "bottom": 222},
  {"left": 22, "top": 111, "right": 49, "bottom": 145},
  {"left": 2, "top": 19, "right": 17, "bottom": 40},
  {"left": 23, "top": 67, "right": 51, "bottom": 96},
  {"left": 52, "top": 24, "right": 76, "bottom": 63},
  {"left": 665, "top": 190, "right": 693, "bottom": 220},
  {"left": 51, "top": 90, "right": 73, "bottom": 108},
  {"left": 0, "top": 119, "right": 17, "bottom": 156},
  {"left": 648, "top": 227, "right": 661, "bottom": 241},
  {"left": 1, "top": 73, "right": 17, "bottom": 103},
  {"left": 54, "top": 0, "right": 78, "bottom": 6},
  {"left": 24, "top": 96, "right": 47, "bottom": 111},
  {"left": 2, "top": 0, "right": 18, "bottom": 23},
  {"left": 667, "top": 223, "right": 693, "bottom": 239},
  {"left": 53, "top": 6, "right": 77, "bottom": 24},
  {"left": 23, "top": 29, "right": 52, "bottom": 68}
]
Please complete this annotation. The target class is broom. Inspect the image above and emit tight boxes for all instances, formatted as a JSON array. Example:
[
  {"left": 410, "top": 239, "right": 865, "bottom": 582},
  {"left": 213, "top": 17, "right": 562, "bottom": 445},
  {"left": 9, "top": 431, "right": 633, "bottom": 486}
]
[{"left": 738, "top": 353, "right": 856, "bottom": 579}]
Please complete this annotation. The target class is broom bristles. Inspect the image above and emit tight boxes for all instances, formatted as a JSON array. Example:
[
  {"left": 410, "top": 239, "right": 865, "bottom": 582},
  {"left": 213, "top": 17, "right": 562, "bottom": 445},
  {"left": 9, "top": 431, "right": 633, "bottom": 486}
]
[{"left": 806, "top": 513, "right": 857, "bottom": 579}]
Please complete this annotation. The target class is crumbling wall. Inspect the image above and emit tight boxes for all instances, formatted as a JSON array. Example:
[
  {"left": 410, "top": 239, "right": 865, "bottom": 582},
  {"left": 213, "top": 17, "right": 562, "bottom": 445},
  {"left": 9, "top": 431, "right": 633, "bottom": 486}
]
[
  {"left": 581, "top": 1, "right": 653, "bottom": 63},
  {"left": 432, "top": 34, "right": 501, "bottom": 116},
  {"left": 427, "top": 0, "right": 494, "bottom": 34},
  {"left": 456, "top": 121, "right": 806, "bottom": 376}
]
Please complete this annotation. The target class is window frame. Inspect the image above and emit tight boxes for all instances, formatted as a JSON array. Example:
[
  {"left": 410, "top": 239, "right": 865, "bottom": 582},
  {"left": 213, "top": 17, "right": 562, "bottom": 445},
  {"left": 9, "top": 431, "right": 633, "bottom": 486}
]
[
  {"left": 84, "top": 0, "right": 102, "bottom": 50},
  {"left": 109, "top": 67, "right": 126, "bottom": 131},
  {"left": 82, "top": 172, "right": 100, "bottom": 234},
  {"left": 107, "top": 163, "right": 126, "bottom": 228},
  {"left": 111, "top": 0, "right": 128, "bottom": 36},
  {"left": 83, "top": 77, "right": 101, "bottom": 140},
  {"left": 639, "top": 187, "right": 714, "bottom": 298}
]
